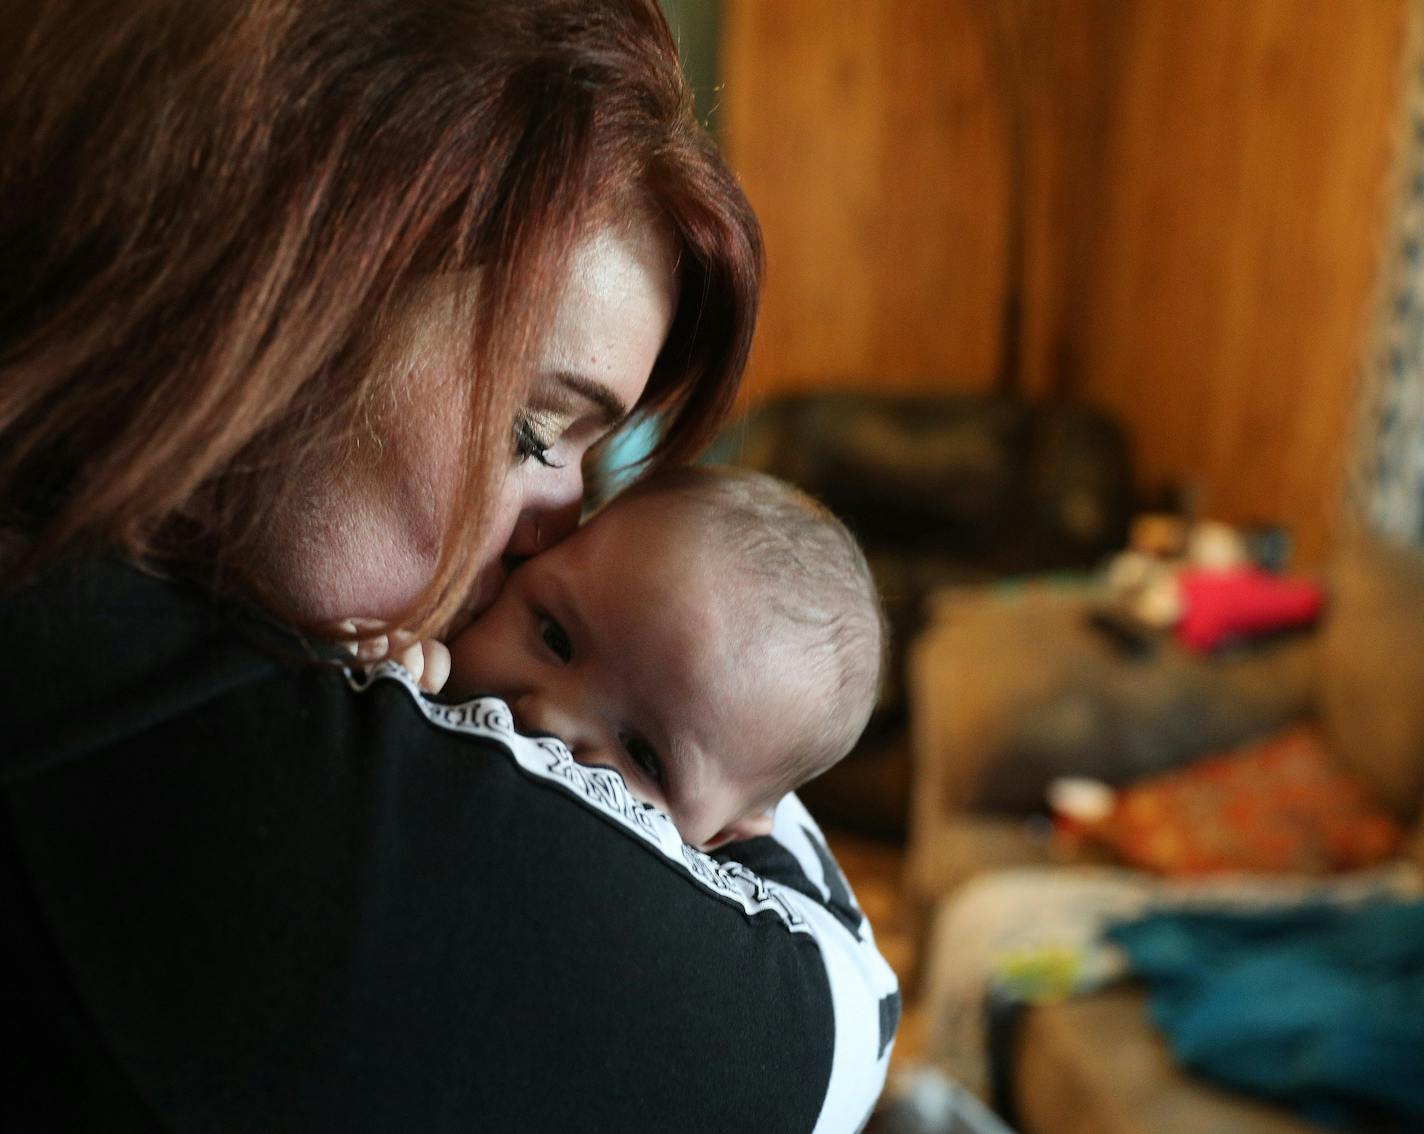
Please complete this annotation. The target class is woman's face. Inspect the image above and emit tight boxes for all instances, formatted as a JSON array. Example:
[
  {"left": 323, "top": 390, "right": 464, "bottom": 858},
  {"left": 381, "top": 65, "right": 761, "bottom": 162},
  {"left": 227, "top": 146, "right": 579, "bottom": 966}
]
[
  {"left": 261, "top": 218, "right": 678, "bottom": 630},
  {"left": 461, "top": 219, "right": 680, "bottom": 621}
]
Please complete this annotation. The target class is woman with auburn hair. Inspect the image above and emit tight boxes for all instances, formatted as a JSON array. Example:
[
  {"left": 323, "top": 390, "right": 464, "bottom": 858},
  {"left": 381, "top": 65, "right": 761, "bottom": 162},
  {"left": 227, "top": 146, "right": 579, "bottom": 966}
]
[{"left": 0, "top": 2, "right": 897, "bottom": 1131}]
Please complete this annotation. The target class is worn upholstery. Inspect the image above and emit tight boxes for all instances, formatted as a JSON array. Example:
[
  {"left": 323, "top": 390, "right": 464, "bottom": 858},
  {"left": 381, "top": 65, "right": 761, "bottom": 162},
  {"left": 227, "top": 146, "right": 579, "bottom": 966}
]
[
  {"left": 907, "top": 537, "right": 1424, "bottom": 1134},
  {"left": 1016, "top": 990, "right": 1326, "bottom": 1134},
  {"left": 906, "top": 586, "right": 1315, "bottom": 901},
  {"left": 1317, "top": 538, "right": 1424, "bottom": 830}
]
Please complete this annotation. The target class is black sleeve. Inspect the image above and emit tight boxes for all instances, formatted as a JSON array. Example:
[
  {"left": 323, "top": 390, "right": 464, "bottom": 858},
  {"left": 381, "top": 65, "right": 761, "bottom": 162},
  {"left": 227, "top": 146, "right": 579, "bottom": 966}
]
[{"left": 1, "top": 559, "right": 854, "bottom": 1133}]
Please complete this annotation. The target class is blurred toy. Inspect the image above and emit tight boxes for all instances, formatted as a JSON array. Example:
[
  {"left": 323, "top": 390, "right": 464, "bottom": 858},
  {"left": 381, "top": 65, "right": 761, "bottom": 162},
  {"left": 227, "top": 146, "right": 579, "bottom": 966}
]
[
  {"left": 1104, "top": 514, "right": 1247, "bottom": 630},
  {"left": 1098, "top": 515, "right": 1324, "bottom": 653},
  {"left": 1129, "top": 513, "right": 1189, "bottom": 558},
  {"left": 1186, "top": 519, "right": 1250, "bottom": 572},
  {"left": 1177, "top": 567, "right": 1325, "bottom": 652}
]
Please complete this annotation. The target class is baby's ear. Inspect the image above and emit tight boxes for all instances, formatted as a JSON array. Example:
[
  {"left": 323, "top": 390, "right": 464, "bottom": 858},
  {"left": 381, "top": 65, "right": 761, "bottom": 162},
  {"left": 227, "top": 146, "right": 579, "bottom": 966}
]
[{"left": 698, "top": 808, "right": 775, "bottom": 852}]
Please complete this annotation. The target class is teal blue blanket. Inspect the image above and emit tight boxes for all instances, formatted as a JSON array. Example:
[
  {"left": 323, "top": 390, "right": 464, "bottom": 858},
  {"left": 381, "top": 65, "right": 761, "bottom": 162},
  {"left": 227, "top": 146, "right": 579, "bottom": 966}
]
[{"left": 1106, "top": 902, "right": 1424, "bottom": 1130}]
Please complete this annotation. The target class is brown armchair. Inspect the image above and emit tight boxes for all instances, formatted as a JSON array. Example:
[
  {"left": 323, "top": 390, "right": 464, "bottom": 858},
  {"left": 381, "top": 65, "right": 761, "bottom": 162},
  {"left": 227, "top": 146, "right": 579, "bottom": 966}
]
[{"left": 904, "top": 537, "right": 1424, "bottom": 1133}]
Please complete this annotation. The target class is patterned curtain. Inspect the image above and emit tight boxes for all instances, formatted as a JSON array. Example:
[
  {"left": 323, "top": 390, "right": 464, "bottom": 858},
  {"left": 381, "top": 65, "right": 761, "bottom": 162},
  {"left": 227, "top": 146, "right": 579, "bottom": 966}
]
[{"left": 1353, "top": 1, "right": 1424, "bottom": 546}]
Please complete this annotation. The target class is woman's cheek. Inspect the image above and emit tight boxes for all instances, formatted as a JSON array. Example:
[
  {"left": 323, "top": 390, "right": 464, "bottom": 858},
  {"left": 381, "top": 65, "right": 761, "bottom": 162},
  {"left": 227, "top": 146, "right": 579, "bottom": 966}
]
[
  {"left": 491, "top": 465, "right": 533, "bottom": 551},
  {"left": 453, "top": 477, "right": 526, "bottom": 622}
]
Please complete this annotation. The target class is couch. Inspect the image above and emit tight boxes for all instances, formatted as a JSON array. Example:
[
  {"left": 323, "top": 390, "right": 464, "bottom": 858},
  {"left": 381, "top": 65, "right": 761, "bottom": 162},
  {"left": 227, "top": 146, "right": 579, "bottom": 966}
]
[{"left": 904, "top": 536, "right": 1424, "bottom": 1133}]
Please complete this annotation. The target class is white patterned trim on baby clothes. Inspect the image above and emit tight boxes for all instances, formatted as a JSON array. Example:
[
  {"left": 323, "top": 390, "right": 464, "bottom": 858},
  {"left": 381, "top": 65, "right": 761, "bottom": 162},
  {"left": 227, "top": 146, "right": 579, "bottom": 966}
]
[{"left": 346, "top": 659, "right": 811, "bottom": 933}]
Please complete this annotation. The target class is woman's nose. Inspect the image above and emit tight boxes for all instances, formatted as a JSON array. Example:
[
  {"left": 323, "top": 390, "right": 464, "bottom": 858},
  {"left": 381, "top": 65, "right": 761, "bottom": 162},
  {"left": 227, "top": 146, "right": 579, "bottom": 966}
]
[{"left": 505, "top": 469, "right": 584, "bottom": 558}]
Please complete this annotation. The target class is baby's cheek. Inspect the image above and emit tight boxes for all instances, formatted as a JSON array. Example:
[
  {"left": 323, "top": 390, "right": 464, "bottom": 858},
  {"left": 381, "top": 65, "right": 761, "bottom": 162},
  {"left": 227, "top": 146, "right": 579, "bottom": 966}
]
[
  {"left": 571, "top": 752, "right": 654, "bottom": 805},
  {"left": 443, "top": 626, "right": 498, "bottom": 697}
]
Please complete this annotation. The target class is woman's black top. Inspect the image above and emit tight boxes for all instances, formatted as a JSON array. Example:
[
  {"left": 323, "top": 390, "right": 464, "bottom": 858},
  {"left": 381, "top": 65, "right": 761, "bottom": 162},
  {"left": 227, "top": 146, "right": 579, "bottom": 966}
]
[{"left": 0, "top": 557, "right": 898, "bottom": 1133}]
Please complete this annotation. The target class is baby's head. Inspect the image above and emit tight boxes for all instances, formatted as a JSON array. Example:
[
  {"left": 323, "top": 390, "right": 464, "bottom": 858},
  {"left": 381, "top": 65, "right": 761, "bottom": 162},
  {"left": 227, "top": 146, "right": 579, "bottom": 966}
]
[{"left": 447, "top": 466, "right": 884, "bottom": 849}]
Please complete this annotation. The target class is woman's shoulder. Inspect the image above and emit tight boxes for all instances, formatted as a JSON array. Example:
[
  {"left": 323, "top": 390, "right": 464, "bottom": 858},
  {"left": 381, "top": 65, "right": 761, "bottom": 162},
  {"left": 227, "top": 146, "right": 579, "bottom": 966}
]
[
  {"left": 2, "top": 556, "right": 893, "bottom": 1132},
  {"left": 2, "top": 551, "right": 286, "bottom": 646},
  {"left": 1, "top": 554, "right": 308, "bottom": 778},
  {"left": 0, "top": 562, "right": 835, "bottom": 1129}
]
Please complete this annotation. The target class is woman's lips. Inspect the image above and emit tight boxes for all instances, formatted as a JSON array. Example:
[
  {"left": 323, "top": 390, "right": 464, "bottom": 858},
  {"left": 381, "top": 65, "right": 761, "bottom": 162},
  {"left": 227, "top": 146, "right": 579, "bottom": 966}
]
[{"left": 452, "top": 562, "right": 507, "bottom": 631}]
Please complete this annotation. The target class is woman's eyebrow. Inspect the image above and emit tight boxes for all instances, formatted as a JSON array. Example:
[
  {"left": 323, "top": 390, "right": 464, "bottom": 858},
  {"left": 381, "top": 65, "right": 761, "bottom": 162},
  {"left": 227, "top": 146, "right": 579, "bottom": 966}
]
[{"left": 551, "top": 370, "right": 630, "bottom": 426}]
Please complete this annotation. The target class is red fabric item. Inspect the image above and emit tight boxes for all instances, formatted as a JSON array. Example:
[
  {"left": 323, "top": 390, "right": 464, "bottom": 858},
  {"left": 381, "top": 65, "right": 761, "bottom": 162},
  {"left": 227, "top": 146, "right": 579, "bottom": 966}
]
[
  {"left": 1176, "top": 567, "right": 1325, "bottom": 652},
  {"left": 1079, "top": 726, "right": 1402, "bottom": 876}
]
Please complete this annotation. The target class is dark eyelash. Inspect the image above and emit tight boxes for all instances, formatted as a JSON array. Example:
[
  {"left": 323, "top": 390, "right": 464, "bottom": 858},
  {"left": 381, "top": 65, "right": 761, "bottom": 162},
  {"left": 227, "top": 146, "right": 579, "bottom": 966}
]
[
  {"left": 622, "top": 735, "right": 664, "bottom": 788},
  {"left": 513, "top": 416, "right": 563, "bottom": 468}
]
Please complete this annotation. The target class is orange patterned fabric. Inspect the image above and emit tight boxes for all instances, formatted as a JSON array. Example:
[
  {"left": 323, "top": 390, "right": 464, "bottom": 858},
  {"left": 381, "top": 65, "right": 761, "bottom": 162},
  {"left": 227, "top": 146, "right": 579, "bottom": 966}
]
[{"left": 1084, "top": 727, "right": 1403, "bottom": 875}]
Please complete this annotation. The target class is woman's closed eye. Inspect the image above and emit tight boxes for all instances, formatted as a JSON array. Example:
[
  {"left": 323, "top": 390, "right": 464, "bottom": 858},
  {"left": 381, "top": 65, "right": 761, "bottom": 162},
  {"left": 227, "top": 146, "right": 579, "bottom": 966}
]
[
  {"left": 512, "top": 413, "right": 564, "bottom": 469},
  {"left": 622, "top": 734, "right": 664, "bottom": 788},
  {"left": 537, "top": 611, "right": 573, "bottom": 663}
]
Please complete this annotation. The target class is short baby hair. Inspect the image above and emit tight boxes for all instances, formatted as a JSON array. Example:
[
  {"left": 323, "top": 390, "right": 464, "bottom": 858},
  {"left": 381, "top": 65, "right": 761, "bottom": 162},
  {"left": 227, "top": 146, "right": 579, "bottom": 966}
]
[{"left": 617, "top": 465, "right": 887, "bottom": 804}]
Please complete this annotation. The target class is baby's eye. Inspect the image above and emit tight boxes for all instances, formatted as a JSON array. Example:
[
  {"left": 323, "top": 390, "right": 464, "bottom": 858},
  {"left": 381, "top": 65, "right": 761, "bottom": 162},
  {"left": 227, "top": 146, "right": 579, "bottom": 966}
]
[
  {"left": 537, "top": 612, "right": 573, "bottom": 663},
  {"left": 622, "top": 734, "right": 664, "bottom": 788}
]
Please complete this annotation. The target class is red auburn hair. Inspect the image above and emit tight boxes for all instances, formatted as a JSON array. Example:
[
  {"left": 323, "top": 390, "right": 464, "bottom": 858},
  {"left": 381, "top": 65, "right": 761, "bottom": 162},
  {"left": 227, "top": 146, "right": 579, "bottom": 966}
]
[{"left": 0, "top": 0, "right": 761, "bottom": 634}]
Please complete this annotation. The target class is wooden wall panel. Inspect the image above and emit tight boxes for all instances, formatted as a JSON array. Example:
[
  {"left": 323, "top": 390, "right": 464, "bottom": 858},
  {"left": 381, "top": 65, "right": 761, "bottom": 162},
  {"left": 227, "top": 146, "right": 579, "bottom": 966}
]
[
  {"left": 721, "top": 0, "right": 1408, "bottom": 564},
  {"left": 1061, "top": 0, "right": 1408, "bottom": 564},
  {"left": 720, "top": 0, "right": 1010, "bottom": 397}
]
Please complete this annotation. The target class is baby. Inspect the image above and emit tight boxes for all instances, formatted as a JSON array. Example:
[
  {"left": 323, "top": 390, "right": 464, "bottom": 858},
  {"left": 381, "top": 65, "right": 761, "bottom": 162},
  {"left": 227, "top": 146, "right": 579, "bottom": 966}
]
[{"left": 441, "top": 465, "right": 885, "bottom": 851}]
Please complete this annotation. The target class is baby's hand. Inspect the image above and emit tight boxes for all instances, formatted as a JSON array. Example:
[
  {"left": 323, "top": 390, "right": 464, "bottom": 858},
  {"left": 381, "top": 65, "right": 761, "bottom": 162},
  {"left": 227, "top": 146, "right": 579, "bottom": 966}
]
[{"left": 336, "top": 621, "right": 452, "bottom": 694}]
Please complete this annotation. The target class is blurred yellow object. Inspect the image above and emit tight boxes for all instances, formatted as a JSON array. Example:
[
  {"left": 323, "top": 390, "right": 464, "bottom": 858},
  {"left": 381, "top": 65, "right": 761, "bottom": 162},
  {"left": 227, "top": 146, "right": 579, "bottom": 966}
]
[{"left": 992, "top": 946, "right": 1088, "bottom": 1004}]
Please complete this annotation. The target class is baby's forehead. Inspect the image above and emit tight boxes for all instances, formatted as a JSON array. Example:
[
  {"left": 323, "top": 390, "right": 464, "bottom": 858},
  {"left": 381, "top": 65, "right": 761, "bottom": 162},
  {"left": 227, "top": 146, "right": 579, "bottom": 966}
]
[
  {"left": 595, "top": 488, "right": 789, "bottom": 624},
  {"left": 593, "top": 491, "right": 731, "bottom": 569},
  {"left": 592, "top": 484, "right": 701, "bottom": 533}
]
